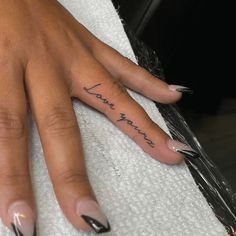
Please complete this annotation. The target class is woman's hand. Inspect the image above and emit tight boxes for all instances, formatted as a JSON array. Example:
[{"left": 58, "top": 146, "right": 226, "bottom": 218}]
[{"left": 0, "top": 0, "right": 197, "bottom": 234}]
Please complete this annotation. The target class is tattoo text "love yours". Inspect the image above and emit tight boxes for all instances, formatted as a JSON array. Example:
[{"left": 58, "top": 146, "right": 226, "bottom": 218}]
[{"left": 117, "top": 113, "right": 155, "bottom": 148}]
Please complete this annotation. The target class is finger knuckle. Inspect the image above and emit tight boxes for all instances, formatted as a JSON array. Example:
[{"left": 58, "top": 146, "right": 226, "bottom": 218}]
[
  {"left": 118, "top": 56, "right": 133, "bottom": 71},
  {"left": 44, "top": 107, "right": 78, "bottom": 136},
  {"left": 101, "top": 80, "right": 127, "bottom": 115},
  {"left": 110, "top": 80, "right": 128, "bottom": 102},
  {"left": 0, "top": 37, "right": 16, "bottom": 64},
  {"left": 59, "top": 169, "right": 89, "bottom": 185},
  {"left": 0, "top": 171, "right": 30, "bottom": 186},
  {"left": 0, "top": 109, "right": 25, "bottom": 140},
  {"left": 0, "top": 36, "right": 13, "bottom": 53}
]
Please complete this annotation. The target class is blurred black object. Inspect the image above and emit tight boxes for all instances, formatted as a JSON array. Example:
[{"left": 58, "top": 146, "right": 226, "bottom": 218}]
[
  {"left": 125, "top": 24, "right": 236, "bottom": 236},
  {"left": 113, "top": 0, "right": 234, "bottom": 114},
  {"left": 113, "top": 0, "right": 161, "bottom": 35},
  {"left": 112, "top": 0, "right": 236, "bottom": 233}
]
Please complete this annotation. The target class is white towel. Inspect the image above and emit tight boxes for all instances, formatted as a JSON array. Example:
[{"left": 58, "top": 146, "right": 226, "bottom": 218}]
[{"left": 0, "top": 0, "right": 228, "bottom": 235}]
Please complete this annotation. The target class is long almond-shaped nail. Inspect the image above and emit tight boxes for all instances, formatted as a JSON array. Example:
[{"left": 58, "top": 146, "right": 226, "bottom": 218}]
[
  {"left": 167, "top": 139, "right": 199, "bottom": 158},
  {"left": 8, "top": 201, "right": 36, "bottom": 236},
  {"left": 76, "top": 198, "right": 111, "bottom": 234},
  {"left": 169, "top": 85, "right": 193, "bottom": 94}
]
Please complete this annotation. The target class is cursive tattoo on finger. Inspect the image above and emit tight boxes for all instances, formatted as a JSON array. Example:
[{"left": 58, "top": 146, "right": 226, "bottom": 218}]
[
  {"left": 117, "top": 113, "right": 155, "bottom": 148},
  {"left": 83, "top": 84, "right": 115, "bottom": 110},
  {"left": 84, "top": 84, "right": 155, "bottom": 148}
]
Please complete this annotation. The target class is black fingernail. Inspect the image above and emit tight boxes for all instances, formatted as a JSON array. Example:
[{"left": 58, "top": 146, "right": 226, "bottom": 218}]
[
  {"left": 81, "top": 215, "right": 111, "bottom": 234},
  {"left": 175, "top": 87, "right": 194, "bottom": 94},
  {"left": 11, "top": 223, "right": 36, "bottom": 236},
  {"left": 176, "top": 149, "right": 199, "bottom": 159}
]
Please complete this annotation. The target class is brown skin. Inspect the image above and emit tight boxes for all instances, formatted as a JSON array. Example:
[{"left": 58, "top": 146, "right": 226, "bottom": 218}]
[{"left": 0, "top": 0, "right": 184, "bottom": 232}]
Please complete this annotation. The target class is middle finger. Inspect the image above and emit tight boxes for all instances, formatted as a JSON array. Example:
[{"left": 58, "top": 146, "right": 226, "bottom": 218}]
[{"left": 25, "top": 58, "right": 111, "bottom": 233}]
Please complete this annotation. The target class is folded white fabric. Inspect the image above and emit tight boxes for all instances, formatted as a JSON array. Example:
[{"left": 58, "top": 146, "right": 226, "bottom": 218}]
[{"left": 0, "top": 0, "right": 229, "bottom": 235}]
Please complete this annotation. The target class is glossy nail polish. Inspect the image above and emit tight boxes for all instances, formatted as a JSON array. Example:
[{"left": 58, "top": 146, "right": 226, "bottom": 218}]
[
  {"left": 167, "top": 139, "right": 199, "bottom": 159},
  {"left": 76, "top": 198, "right": 111, "bottom": 234},
  {"left": 169, "top": 85, "right": 193, "bottom": 94},
  {"left": 8, "top": 201, "right": 36, "bottom": 236}
]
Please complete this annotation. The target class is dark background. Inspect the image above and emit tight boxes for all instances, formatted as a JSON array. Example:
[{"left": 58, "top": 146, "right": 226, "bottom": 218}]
[{"left": 113, "top": 0, "right": 236, "bottom": 190}]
